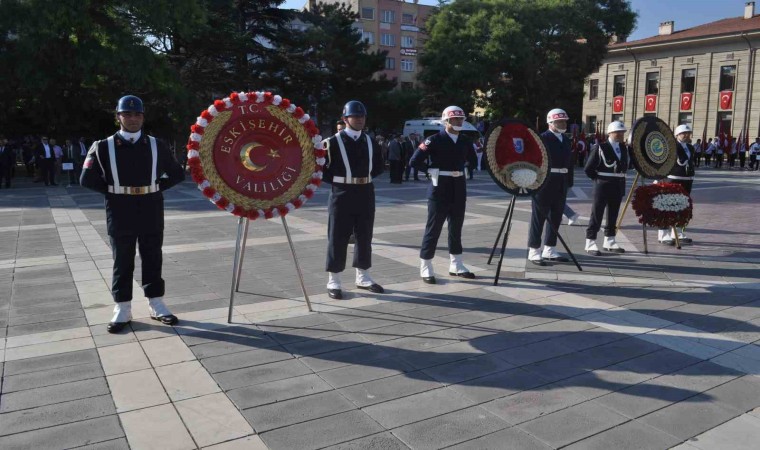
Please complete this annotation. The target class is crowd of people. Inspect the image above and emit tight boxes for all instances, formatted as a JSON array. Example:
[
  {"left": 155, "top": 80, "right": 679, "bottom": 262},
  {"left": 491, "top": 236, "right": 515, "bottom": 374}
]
[{"left": 0, "top": 135, "right": 91, "bottom": 188}]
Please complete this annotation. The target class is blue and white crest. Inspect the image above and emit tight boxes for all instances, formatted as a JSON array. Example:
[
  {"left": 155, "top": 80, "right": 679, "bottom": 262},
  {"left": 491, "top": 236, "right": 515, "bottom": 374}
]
[{"left": 513, "top": 137, "right": 524, "bottom": 154}]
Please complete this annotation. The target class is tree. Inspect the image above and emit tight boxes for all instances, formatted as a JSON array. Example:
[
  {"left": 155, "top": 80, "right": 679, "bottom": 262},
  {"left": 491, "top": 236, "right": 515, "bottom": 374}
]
[
  {"left": 272, "top": 2, "right": 395, "bottom": 132},
  {"left": 419, "top": 0, "right": 636, "bottom": 127}
]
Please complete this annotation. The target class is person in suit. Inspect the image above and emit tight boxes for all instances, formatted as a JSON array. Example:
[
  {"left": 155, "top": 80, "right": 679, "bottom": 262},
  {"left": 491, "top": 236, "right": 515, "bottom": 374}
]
[
  {"left": 387, "top": 135, "right": 404, "bottom": 184},
  {"left": 0, "top": 136, "right": 14, "bottom": 188},
  {"left": 80, "top": 95, "right": 185, "bottom": 333},
  {"left": 36, "top": 136, "right": 57, "bottom": 186},
  {"left": 62, "top": 138, "right": 82, "bottom": 186},
  {"left": 584, "top": 121, "right": 630, "bottom": 255}
]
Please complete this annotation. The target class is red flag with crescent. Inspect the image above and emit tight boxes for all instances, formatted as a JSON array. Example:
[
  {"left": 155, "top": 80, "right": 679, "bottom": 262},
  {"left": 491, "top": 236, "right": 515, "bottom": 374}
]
[
  {"left": 645, "top": 95, "right": 657, "bottom": 113},
  {"left": 613, "top": 96, "right": 624, "bottom": 113},
  {"left": 719, "top": 90, "right": 733, "bottom": 110},
  {"left": 680, "top": 93, "right": 693, "bottom": 111}
]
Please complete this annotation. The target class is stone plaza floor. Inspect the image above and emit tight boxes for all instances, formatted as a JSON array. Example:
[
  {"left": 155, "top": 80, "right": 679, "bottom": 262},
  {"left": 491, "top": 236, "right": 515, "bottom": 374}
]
[{"left": 1, "top": 165, "right": 760, "bottom": 449}]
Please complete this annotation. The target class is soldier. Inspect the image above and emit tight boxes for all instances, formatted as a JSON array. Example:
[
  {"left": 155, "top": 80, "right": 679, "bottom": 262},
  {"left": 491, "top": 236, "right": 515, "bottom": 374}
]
[
  {"left": 527, "top": 108, "right": 574, "bottom": 265},
  {"left": 322, "top": 100, "right": 385, "bottom": 299},
  {"left": 80, "top": 95, "right": 185, "bottom": 333},
  {"left": 410, "top": 105, "right": 478, "bottom": 283},
  {"left": 584, "top": 121, "right": 629, "bottom": 255},
  {"left": 659, "top": 124, "right": 696, "bottom": 245}
]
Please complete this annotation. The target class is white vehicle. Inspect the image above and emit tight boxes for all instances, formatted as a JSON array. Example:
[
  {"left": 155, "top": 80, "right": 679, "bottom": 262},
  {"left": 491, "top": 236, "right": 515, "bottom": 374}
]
[{"left": 402, "top": 117, "right": 482, "bottom": 142}]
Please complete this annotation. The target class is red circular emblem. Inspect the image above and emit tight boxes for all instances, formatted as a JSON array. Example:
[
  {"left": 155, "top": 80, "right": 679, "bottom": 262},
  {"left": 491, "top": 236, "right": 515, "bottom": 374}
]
[{"left": 186, "top": 91, "right": 325, "bottom": 220}]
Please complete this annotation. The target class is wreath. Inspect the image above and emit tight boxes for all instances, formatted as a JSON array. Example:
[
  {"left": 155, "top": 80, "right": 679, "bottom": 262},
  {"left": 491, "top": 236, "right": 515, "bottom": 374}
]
[
  {"left": 631, "top": 182, "right": 693, "bottom": 228},
  {"left": 186, "top": 91, "right": 325, "bottom": 220}
]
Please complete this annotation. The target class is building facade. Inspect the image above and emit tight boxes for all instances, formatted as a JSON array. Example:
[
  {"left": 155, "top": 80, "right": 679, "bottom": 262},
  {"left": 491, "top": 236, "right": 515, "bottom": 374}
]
[
  {"left": 583, "top": 2, "right": 760, "bottom": 141},
  {"left": 308, "top": 0, "right": 435, "bottom": 88}
]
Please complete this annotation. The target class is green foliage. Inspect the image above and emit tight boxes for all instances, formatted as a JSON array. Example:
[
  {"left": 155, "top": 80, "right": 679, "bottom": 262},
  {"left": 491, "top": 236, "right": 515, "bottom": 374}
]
[
  {"left": 273, "top": 2, "right": 395, "bottom": 132},
  {"left": 419, "top": 0, "right": 636, "bottom": 126}
]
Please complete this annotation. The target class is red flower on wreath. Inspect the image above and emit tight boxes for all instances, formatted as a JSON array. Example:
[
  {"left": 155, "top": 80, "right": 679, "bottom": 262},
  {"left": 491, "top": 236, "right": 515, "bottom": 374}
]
[{"left": 631, "top": 182, "right": 693, "bottom": 228}]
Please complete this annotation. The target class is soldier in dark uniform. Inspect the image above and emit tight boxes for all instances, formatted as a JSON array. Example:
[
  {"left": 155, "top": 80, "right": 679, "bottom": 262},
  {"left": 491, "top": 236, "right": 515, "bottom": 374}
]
[
  {"left": 584, "top": 121, "right": 629, "bottom": 255},
  {"left": 527, "top": 108, "right": 574, "bottom": 265},
  {"left": 80, "top": 95, "right": 185, "bottom": 333},
  {"left": 323, "top": 100, "right": 385, "bottom": 299},
  {"left": 659, "top": 124, "right": 696, "bottom": 245},
  {"left": 410, "top": 105, "right": 478, "bottom": 284}
]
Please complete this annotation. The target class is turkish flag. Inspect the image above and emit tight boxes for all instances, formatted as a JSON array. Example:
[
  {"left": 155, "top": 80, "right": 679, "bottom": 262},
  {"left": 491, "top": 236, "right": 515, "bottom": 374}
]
[
  {"left": 680, "top": 92, "right": 693, "bottom": 111},
  {"left": 645, "top": 95, "right": 657, "bottom": 112},
  {"left": 719, "top": 90, "right": 733, "bottom": 110},
  {"left": 613, "top": 96, "right": 624, "bottom": 113}
]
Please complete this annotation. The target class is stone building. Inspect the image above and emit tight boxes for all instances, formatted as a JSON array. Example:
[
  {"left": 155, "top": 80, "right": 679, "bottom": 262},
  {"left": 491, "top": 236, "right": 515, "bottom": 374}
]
[{"left": 583, "top": 1, "right": 760, "bottom": 140}]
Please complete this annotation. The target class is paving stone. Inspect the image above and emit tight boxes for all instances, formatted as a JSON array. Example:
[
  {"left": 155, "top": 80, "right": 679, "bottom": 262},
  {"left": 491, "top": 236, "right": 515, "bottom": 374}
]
[
  {"left": 2, "top": 348, "right": 99, "bottom": 376},
  {"left": 201, "top": 346, "right": 293, "bottom": 373},
  {"left": 0, "top": 415, "right": 124, "bottom": 450},
  {"left": 421, "top": 354, "right": 515, "bottom": 385},
  {"left": 482, "top": 383, "right": 590, "bottom": 425},
  {"left": 242, "top": 390, "right": 356, "bottom": 432},
  {"left": 259, "top": 410, "right": 384, "bottom": 450},
  {"left": 0, "top": 395, "right": 116, "bottom": 436},
  {"left": 362, "top": 386, "right": 476, "bottom": 429},
  {"left": 119, "top": 403, "right": 196, "bottom": 450},
  {"left": 446, "top": 426, "right": 552, "bottom": 450},
  {"left": 563, "top": 420, "right": 683, "bottom": 450},
  {"left": 614, "top": 348, "right": 703, "bottom": 376},
  {"left": 656, "top": 360, "right": 744, "bottom": 393},
  {"left": 70, "top": 437, "right": 131, "bottom": 449},
  {"left": 319, "top": 357, "right": 415, "bottom": 388},
  {"left": 684, "top": 413, "right": 760, "bottom": 450},
  {"left": 322, "top": 432, "right": 409, "bottom": 450},
  {"left": 0, "top": 377, "right": 110, "bottom": 413},
  {"left": 214, "top": 358, "right": 314, "bottom": 391},
  {"left": 492, "top": 339, "right": 576, "bottom": 367},
  {"left": 639, "top": 393, "right": 743, "bottom": 440},
  {"left": 449, "top": 367, "right": 551, "bottom": 403},
  {"left": 339, "top": 372, "right": 443, "bottom": 407},
  {"left": 517, "top": 401, "right": 628, "bottom": 448},
  {"left": 155, "top": 360, "right": 221, "bottom": 401},
  {"left": 227, "top": 373, "right": 334, "bottom": 409},
  {"left": 704, "top": 376, "right": 760, "bottom": 413},
  {"left": 299, "top": 343, "right": 394, "bottom": 372},
  {"left": 188, "top": 334, "right": 280, "bottom": 359},
  {"left": 175, "top": 392, "right": 254, "bottom": 447},
  {"left": 393, "top": 406, "right": 510, "bottom": 450},
  {"left": 282, "top": 333, "right": 369, "bottom": 356},
  {"left": 592, "top": 377, "right": 702, "bottom": 419},
  {"left": 3, "top": 361, "right": 104, "bottom": 393}
]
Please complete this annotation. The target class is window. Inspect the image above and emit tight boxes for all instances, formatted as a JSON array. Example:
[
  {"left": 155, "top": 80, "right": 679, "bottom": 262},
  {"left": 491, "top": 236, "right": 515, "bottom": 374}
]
[
  {"left": 361, "top": 8, "right": 374, "bottom": 20},
  {"left": 401, "top": 59, "right": 414, "bottom": 72},
  {"left": 589, "top": 79, "right": 598, "bottom": 100},
  {"left": 402, "top": 13, "right": 415, "bottom": 25},
  {"left": 401, "top": 81, "right": 414, "bottom": 90},
  {"left": 611, "top": 113, "right": 624, "bottom": 123},
  {"left": 401, "top": 36, "right": 414, "bottom": 48},
  {"left": 717, "top": 111, "right": 732, "bottom": 135},
  {"left": 678, "top": 112, "right": 693, "bottom": 126},
  {"left": 362, "top": 31, "right": 374, "bottom": 44},
  {"left": 381, "top": 10, "right": 395, "bottom": 23},
  {"left": 645, "top": 72, "right": 659, "bottom": 95},
  {"left": 681, "top": 68, "right": 696, "bottom": 93},
  {"left": 720, "top": 65, "right": 736, "bottom": 91},
  {"left": 613, "top": 75, "right": 626, "bottom": 97},
  {"left": 385, "top": 57, "right": 395, "bottom": 70},
  {"left": 586, "top": 115, "right": 597, "bottom": 134},
  {"left": 380, "top": 33, "right": 395, "bottom": 47}
]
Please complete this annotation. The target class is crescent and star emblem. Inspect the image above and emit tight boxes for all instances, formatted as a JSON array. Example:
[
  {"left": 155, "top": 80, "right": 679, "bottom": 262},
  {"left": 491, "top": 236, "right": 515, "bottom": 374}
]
[
  {"left": 647, "top": 98, "right": 654, "bottom": 105},
  {"left": 721, "top": 94, "right": 730, "bottom": 104},
  {"left": 240, "top": 142, "right": 280, "bottom": 172}
]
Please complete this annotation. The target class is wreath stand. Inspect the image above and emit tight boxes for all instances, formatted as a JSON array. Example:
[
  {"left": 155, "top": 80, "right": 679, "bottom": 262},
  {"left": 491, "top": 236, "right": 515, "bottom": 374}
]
[
  {"left": 227, "top": 216, "right": 313, "bottom": 323},
  {"left": 487, "top": 194, "right": 582, "bottom": 286}
]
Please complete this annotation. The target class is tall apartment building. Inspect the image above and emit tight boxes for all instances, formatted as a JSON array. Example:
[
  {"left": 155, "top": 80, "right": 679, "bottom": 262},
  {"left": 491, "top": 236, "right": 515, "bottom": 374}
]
[
  {"left": 307, "top": 0, "right": 436, "bottom": 88},
  {"left": 582, "top": 2, "right": 760, "bottom": 140}
]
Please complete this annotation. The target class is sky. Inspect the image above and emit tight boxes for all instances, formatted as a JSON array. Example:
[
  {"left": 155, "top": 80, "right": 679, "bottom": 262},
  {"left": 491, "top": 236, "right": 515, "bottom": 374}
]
[{"left": 279, "top": 0, "right": 753, "bottom": 42}]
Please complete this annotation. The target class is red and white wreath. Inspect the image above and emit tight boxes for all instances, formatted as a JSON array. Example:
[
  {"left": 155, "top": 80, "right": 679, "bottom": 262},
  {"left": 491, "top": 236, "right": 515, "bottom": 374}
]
[{"left": 185, "top": 91, "right": 325, "bottom": 220}]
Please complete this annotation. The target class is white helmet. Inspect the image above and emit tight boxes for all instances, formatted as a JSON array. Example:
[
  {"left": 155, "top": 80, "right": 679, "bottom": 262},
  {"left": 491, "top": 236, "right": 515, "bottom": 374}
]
[
  {"left": 441, "top": 105, "right": 466, "bottom": 131},
  {"left": 674, "top": 124, "right": 692, "bottom": 136},
  {"left": 546, "top": 108, "right": 569, "bottom": 124},
  {"left": 607, "top": 121, "right": 627, "bottom": 134}
]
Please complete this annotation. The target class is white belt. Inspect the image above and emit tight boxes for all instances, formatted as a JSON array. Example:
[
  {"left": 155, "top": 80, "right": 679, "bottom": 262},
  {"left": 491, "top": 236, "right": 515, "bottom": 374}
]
[
  {"left": 332, "top": 176, "right": 372, "bottom": 185},
  {"left": 550, "top": 168, "right": 568, "bottom": 174},
  {"left": 438, "top": 171, "right": 465, "bottom": 177},
  {"left": 108, "top": 185, "right": 159, "bottom": 195},
  {"left": 598, "top": 173, "right": 626, "bottom": 178},
  {"left": 667, "top": 175, "right": 694, "bottom": 180}
]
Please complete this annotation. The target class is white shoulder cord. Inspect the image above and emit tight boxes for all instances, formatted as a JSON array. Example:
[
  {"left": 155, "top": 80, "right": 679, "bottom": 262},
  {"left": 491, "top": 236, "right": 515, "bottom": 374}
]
[
  {"left": 334, "top": 132, "right": 351, "bottom": 180},
  {"left": 599, "top": 146, "right": 618, "bottom": 170},
  {"left": 148, "top": 136, "right": 158, "bottom": 189},
  {"left": 107, "top": 136, "right": 120, "bottom": 189}
]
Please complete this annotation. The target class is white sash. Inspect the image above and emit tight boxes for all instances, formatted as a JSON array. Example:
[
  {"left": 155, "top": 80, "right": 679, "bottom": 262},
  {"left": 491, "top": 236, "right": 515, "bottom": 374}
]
[
  {"left": 106, "top": 135, "right": 158, "bottom": 190},
  {"left": 334, "top": 132, "right": 373, "bottom": 181}
]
